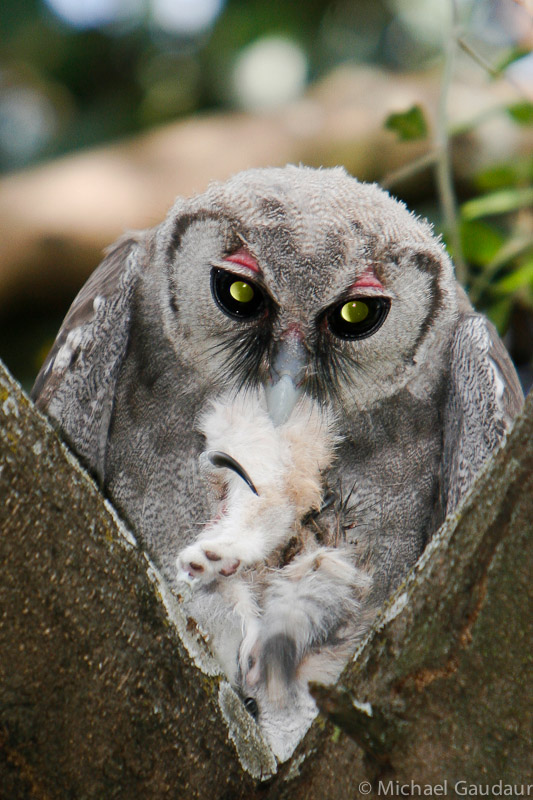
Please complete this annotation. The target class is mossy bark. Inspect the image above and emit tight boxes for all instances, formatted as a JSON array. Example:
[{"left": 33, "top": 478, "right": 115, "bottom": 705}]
[{"left": 1, "top": 359, "right": 531, "bottom": 799}]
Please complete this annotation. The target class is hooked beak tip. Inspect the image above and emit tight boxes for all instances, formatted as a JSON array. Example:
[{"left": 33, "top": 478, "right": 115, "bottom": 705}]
[
  {"left": 265, "top": 332, "right": 307, "bottom": 426},
  {"left": 265, "top": 375, "right": 302, "bottom": 427}
]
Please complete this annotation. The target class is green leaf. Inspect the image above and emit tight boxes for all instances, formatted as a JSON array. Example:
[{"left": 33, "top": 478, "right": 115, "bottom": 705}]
[
  {"left": 474, "top": 160, "right": 532, "bottom": 192},
  {"left": 460, "top": 220, "right": 504, "bottom": 266},
  {"left": 461, "top": 187, "right": 533, "bottom": 220},
  {"left": 384, "top": 105, "right": 429, "bottom": 142},
  {"left": 507, "top": 102, "right": 533, "bottom": 125},
  {"left": 468, "top": 236, "right": 533, "bottom": 305}
]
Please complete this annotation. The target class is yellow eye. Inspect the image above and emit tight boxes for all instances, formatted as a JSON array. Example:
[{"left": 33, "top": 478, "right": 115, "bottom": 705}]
[
  {"left": 212, "top": 269, "right": 265, "bottom": 319},
  {"left": 328, "top": 296, "right": 391, "bottom": 340},
  {"left": 340, "top": 300, "right": 369, "bottom": 323},
  {"left": 229, "top": 281, "right": 254, "bottom": 303}
]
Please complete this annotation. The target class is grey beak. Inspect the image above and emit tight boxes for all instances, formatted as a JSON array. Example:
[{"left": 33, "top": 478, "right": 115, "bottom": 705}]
[{"left": 265, "top": 335, "right": 307, "bottom": 426}]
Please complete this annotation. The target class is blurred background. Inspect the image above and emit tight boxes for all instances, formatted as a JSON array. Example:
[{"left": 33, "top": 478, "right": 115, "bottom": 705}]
[{"left": 0, "top": 0, "right": 532, "bottom": 391}]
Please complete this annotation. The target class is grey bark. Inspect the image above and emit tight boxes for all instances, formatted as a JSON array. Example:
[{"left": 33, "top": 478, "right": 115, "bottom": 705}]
[{"left": 1, "top": 358, "right": 531, "bottom": 799}]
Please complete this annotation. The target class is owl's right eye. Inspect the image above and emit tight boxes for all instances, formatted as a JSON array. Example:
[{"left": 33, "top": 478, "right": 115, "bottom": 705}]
[{"left": 211, "top": 268, "right": 265, "bottom": 320}]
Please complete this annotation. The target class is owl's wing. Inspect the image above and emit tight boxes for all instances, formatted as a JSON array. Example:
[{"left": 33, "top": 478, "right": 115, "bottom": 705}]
[
  {"left": 32, "top": 236, "right": 144, "bottom": 484},
  {"left": 442, "top": 312, "right": 524, "bottom": 516}
]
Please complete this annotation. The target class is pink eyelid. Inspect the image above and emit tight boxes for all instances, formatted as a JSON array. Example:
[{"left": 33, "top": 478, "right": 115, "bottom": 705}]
[
  {"left": 224, "top": 249, "right": 261, "bottom": 274},
  {"left": 349, "top": 268, "right": 384, "bottom": 292},
  {"left": 221, "top": 254, "right": 385, "bottom": 294}
]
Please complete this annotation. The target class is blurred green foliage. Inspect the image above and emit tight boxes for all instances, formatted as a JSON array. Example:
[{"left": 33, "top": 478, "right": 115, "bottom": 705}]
[
  {"left": 4, "top": 0, "right": 475, "bottom": 173},
  {"left": 385, "top": 105, "right": 429, "bottom": 141},
  {"left": 0, "top": 0, "right": 532, "bottom": 388},
  {"left": 386, "top": 89, "right": 533, "bottom": 370},
  {"left": 0, "top": 0, "right": 368, "bottom": 171},
  {"left": 461, "top": 155, "right": 533, "bottom": 333}
]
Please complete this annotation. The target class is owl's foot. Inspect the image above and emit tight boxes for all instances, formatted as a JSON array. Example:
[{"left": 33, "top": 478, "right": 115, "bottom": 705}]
[{"left": 176, "top": 540, "right": 243, "bottom": 584}]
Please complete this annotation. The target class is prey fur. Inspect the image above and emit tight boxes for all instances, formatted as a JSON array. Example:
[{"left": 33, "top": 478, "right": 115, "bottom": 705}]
[{"left": 176, "top": 391, "right": 372, "bottom": 759}]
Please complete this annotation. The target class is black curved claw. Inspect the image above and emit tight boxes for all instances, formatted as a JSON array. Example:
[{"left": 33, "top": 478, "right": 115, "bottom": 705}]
[
  {"left": 319, "top": 488, "right": 337, "bottom": 513},
  {"left": 301, "top": 487, "right": 338, "bottom": 525},
  {"left": 208, "top": 451, "right": 259, "bottom": 496}
]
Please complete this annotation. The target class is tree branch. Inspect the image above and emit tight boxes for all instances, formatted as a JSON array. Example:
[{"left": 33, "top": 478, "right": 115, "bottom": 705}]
[{"left": 1, "top": 358, "right": 531, "bottom": 797}]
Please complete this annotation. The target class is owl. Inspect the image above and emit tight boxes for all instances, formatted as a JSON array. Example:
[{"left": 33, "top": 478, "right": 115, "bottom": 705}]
[{"left": 32, "top": 165, "right": 524, "bottom": 760}]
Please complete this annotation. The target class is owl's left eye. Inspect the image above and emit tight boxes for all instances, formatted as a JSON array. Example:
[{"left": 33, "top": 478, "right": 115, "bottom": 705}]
[
  {"left": 326, "top": 296, "right": 391, "bottom": 340},
  {"left": 211, "top": 268, "right": 265, "bottom": 320}
]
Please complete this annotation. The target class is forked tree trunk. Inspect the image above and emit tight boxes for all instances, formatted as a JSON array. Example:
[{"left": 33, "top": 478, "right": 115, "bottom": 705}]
[{"left": 0, "top": 359, "right": 531, "bottom": 799}]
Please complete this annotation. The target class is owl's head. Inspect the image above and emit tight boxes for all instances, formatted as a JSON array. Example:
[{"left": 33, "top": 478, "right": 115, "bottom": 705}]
[{"left": 148, "top": 165, "right": 458, "bottom": 418}]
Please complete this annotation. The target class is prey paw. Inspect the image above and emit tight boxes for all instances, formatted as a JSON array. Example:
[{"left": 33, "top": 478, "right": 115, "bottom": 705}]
[{"left": 176, "top": 541, "right": 241, "bottom": 585}]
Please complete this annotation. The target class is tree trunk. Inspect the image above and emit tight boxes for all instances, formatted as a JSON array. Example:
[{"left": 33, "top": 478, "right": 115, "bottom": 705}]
[{"left": 1, "top": 359, "right": 531, "bottom": 799}]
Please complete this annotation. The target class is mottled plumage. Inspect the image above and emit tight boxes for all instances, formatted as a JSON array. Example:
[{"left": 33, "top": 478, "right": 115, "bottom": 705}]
[{"left": 32, "top": 165, "right": 523, "bottom": 760}]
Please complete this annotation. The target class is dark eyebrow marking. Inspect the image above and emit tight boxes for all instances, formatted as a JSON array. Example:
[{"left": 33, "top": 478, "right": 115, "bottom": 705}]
[
  {"left": 409, "top": 251, "right": 443, "bottom": 358},
  {"left": 166, "top": 208, "right": 255, "bottom": 266},
  {"left": 166, "top": 210, "right": 224, "bottom": 261}
]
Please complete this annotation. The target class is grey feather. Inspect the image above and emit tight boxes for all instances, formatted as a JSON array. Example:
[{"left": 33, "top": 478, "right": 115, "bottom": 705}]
[
  {"left": 32, "top": 236, "right": 144, "bottom": 483},
  {"left": 443, "top": 311, "right": 524, "bottom": 514}
]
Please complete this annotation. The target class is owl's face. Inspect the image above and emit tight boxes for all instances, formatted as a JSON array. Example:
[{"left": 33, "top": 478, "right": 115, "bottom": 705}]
[{"left": 149, "top": 166, "right": 458, "bottom": 417}]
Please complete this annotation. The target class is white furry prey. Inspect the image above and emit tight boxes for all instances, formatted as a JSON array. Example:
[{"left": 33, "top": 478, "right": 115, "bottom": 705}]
[
  {"left": 177, "top": 391, "right": 334, "bottom": 581},
  {"left": 175, "top": 391, "right": 371, "bottom": 759}
]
